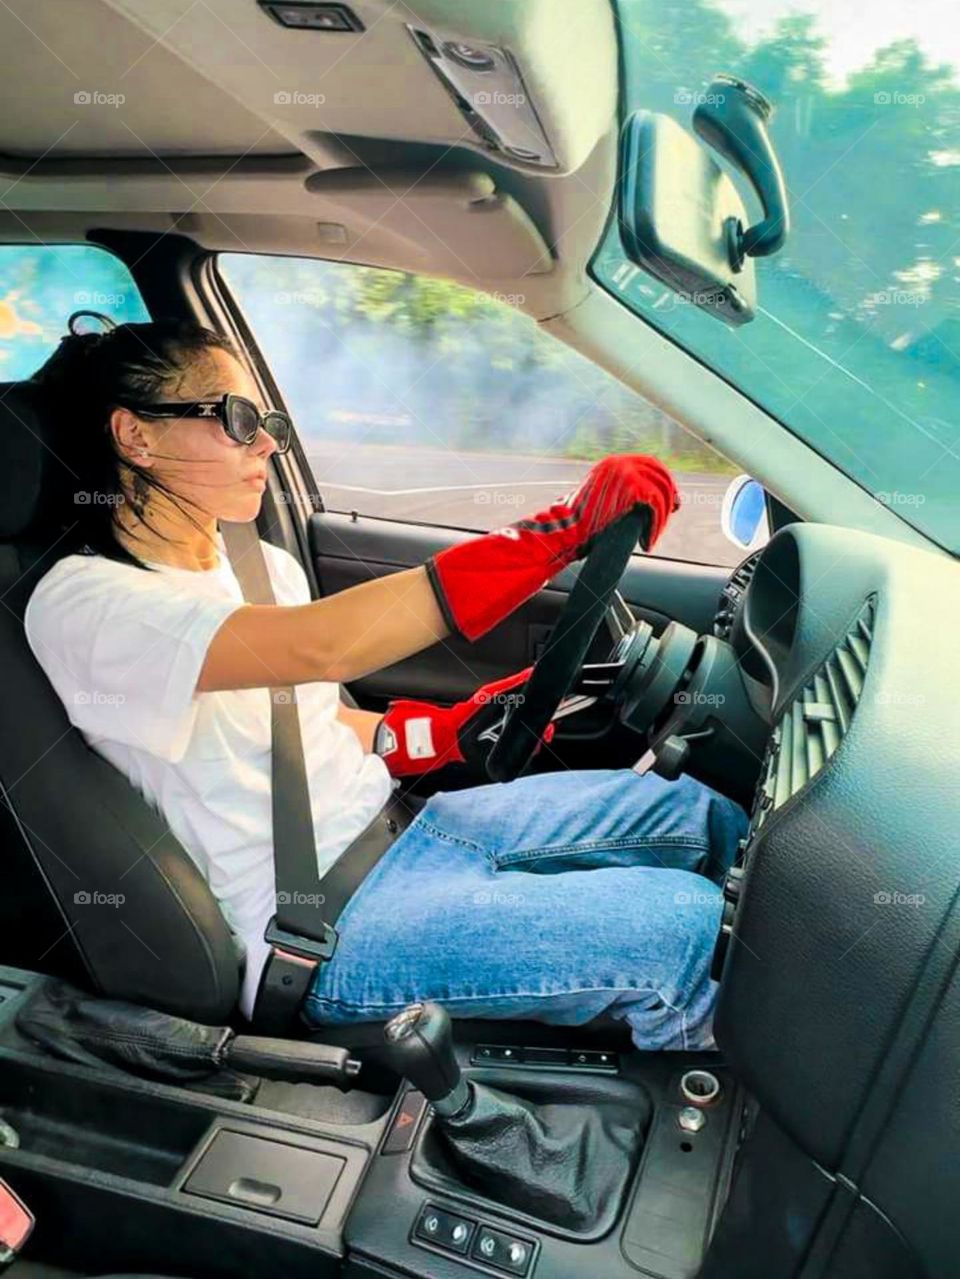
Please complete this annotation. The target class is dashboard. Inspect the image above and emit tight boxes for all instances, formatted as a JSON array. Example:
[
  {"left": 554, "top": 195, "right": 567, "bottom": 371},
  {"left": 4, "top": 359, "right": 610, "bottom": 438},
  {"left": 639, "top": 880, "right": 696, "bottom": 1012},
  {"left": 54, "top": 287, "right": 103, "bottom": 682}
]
[{"left": 710, "top": 520, "right": 960, "bottom": 1192}]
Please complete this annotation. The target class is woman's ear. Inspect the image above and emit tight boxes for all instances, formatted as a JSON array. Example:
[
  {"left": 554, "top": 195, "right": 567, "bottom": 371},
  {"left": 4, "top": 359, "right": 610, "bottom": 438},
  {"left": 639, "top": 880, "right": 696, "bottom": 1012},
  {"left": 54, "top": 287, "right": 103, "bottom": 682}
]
[{"left": 109, "top": 407, "right": 154, "bottom": 467}]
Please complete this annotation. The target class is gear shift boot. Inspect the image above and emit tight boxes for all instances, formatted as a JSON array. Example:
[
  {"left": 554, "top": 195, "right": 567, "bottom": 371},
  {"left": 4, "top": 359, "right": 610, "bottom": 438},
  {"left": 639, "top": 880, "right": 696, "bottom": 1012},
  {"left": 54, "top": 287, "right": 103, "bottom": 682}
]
[
  {"left": 433, "top": 1077, "right": 648, "bottom": 1232},
  {"left": 383, "top": 999, "right": 650, "bottom": 1237}
]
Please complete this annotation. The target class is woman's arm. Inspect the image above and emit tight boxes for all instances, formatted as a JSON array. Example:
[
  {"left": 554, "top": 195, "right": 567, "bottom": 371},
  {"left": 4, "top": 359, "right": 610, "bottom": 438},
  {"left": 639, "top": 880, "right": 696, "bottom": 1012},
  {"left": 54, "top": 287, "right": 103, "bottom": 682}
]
[
  {"left": 336, "top": 701, "right": 383, "bottom": 753},
  {"left": 197, "top": 565, "right": 448, "bottom": 693}
]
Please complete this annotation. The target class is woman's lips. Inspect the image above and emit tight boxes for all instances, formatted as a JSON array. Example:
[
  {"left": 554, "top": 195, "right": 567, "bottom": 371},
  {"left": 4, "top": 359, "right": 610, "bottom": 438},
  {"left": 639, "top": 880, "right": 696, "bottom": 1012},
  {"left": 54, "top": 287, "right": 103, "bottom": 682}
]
[{"left": 244, "top": 474, "right": 267, "bottom": 488}]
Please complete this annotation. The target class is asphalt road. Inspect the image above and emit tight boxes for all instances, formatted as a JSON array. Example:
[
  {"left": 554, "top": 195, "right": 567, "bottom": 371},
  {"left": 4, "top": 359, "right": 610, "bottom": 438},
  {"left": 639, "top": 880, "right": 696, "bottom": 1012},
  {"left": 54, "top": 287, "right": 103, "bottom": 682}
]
[{"left": 303, "top": 442, "right": 742, "bottom": 568}]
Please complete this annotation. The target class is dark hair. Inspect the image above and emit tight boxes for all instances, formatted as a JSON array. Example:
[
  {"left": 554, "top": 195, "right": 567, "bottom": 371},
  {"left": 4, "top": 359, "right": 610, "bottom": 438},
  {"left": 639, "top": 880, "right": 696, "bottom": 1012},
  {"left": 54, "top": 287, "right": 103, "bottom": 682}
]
[{"left": 32, "top": 317, "right": 239, "bottom": 570}]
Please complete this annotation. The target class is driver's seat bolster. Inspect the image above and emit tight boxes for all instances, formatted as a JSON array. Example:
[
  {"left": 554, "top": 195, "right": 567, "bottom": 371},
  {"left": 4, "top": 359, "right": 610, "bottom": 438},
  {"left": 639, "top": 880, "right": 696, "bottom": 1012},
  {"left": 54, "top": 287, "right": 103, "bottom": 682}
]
[{"left": 0, "top": 381, "right": 240, "bottom": 1024}]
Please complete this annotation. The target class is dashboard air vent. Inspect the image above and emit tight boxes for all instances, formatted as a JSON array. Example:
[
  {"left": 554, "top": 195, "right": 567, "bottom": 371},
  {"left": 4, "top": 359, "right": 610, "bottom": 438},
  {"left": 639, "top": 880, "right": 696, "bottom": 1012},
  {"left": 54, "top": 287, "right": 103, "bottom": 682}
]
[
  {"left": 714, "top": 550, "right": 762, "bottom": 640},
  {"left": 754, "top": 596, "right": 875, "bottom": 829}
]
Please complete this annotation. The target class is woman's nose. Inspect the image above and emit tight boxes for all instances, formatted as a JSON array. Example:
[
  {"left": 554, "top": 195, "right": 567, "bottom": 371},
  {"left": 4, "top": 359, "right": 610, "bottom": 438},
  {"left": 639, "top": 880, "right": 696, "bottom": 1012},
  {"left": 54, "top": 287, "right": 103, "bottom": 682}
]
[{"left": 252, "top": 425, "right": 278, "bottom": 458}]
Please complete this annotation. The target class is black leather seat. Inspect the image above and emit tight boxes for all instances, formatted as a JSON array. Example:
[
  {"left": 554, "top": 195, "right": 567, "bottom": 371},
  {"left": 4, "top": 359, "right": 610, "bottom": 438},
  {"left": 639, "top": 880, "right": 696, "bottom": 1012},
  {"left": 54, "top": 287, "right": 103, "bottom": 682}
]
[{"left": 0, "top": 380, "right": 242, "bottom": 1023}]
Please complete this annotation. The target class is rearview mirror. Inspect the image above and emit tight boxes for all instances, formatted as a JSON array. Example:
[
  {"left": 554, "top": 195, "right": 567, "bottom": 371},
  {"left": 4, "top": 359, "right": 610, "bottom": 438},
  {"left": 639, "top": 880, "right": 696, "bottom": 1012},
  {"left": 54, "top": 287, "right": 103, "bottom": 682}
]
[
  {"left": 617, "top": 76, "right": 790, "bottom": 327},
  {"left": 721, "top": 475, "right": 768, "bottom": 551},
  {"left": 618, "top": 110, "right": 756, "bottom": 326}
]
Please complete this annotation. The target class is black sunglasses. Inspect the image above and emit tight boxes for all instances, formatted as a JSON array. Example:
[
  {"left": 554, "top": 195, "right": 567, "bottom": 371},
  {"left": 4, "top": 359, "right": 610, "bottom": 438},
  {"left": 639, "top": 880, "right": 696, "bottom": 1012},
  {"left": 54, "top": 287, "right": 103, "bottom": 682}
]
[{"left": 136, "top": 393, "right": 292, "bottom": 454}]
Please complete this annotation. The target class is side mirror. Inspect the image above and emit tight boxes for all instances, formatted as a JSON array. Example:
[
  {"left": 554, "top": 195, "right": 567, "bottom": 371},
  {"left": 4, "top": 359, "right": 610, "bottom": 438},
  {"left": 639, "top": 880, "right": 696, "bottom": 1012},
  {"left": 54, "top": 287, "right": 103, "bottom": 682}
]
[{"left": 721, "top": 475, "right": 768, "bottom": 551}]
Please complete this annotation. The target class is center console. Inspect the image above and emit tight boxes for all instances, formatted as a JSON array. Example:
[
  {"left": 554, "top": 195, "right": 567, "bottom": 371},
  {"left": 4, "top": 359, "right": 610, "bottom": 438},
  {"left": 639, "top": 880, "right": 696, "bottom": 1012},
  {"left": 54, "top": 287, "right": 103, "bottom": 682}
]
[{"left": 0, "top": 970, "right": 746, "bottom": 1279}]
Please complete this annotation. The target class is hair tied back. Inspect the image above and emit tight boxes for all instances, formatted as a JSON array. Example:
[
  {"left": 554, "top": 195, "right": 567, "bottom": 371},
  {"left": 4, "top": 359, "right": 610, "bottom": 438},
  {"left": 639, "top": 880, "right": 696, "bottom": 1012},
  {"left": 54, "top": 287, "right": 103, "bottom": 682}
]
[{"left": 66, "top": 310, "right": 118, "bottom": 342}]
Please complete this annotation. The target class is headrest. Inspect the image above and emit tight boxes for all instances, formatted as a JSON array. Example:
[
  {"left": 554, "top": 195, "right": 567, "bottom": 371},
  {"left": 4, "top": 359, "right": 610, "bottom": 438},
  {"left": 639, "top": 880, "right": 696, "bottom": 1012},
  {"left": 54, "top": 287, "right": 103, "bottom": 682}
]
[{"left": 0, "top": 382, "right": 55, "bottom": 540}]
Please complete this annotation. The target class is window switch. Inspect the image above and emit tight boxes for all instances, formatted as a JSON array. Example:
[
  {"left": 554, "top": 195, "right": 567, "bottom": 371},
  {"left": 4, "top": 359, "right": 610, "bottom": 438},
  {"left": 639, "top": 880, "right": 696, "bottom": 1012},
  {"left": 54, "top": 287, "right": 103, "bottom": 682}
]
[
  {"left": 415, "top": 1204, "right": 476, "bottom": 1255},
  {"left": 472, "top": 1224, "right": 534, "bottom": 1275}
]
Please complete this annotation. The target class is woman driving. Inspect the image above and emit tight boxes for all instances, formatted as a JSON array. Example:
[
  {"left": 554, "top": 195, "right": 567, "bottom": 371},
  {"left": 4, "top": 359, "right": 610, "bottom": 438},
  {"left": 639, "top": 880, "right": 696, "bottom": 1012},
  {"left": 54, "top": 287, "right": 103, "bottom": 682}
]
[{"left": 24, "top": 317, "right": 747, "bottom": 1050}]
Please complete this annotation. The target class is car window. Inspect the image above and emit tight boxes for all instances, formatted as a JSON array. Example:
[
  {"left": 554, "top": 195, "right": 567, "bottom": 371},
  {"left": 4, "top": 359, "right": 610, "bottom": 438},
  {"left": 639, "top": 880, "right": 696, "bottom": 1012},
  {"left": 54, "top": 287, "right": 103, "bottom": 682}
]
[
  {"left": 599, "top": 0, "right": 960, "bottom": 555},
  {"left": 0, "top": 244, "right": 149, "bottom": 380},
  {"left": 219, "top": 253, "right": 753, "bottom": 568}
]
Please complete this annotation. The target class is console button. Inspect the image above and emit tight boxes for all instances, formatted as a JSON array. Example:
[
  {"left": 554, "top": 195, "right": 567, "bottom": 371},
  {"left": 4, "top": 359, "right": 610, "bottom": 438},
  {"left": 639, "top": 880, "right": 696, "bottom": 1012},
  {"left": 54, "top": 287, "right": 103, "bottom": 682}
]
[
  {"left": 472, "top": 1224, "right": 534, "bottom": 1275},
  {"left": 569, "top": 1049, "right": 618, "bottom": 1070},
  {"left": 415, "top": 1204, "right": 476, "bottom": 1255},
  {"left": 382, "top": 1090, "right": 426, "bottom": 1154},
  {"left": 474, "top": 1044, "right": 524, "bottom": 1064}
]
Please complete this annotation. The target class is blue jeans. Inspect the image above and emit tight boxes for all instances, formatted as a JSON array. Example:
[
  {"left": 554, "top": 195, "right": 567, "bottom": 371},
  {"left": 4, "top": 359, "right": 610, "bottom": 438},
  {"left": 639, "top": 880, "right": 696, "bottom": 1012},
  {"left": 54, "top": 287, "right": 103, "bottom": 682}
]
[{"left": 304, "top": 769, "right": 747, "bottom": 1050}]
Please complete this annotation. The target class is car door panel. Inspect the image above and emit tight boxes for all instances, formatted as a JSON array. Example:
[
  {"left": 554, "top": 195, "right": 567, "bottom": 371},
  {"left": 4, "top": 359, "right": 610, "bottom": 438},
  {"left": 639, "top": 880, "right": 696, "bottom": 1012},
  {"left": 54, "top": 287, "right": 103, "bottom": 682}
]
[{"left": 308, "top": 512, "right": 727, "bottom": 705}]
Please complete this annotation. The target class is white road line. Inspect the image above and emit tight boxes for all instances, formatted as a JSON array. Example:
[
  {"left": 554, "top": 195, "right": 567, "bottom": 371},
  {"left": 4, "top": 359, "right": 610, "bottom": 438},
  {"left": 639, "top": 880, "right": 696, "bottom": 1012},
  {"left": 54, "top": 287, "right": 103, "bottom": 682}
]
[
  {"left": 321, "top": 480, "right": 724, "bottom": 496},
  {"left": 319, "top": 480, "right": 579, "bottom": 496}
]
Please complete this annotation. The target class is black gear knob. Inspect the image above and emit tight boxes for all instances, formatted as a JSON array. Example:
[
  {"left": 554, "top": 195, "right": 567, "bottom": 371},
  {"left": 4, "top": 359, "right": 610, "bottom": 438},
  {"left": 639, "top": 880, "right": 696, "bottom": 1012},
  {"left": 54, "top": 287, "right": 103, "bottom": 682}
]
[{"left": 383, "top": 1002, "right": 470, "bottom": 1116}]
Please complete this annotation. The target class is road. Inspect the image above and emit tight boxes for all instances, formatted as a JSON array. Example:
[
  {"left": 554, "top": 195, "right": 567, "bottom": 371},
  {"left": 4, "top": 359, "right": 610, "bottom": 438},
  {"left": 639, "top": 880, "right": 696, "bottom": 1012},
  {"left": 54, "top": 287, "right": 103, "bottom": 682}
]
[{"left": 303, "top": 442, "right": 741, "bottom": 568}]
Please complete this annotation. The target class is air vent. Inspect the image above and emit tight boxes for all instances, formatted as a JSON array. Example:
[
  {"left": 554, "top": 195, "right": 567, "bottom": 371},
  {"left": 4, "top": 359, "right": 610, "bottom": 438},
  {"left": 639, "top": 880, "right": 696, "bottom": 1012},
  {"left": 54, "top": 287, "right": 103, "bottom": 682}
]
[
  {"left": 714, "top": 550, "right": 761, "bottom": 640},
  {"left": 753, "top": 596, "right": 875, "bottom": 829}
]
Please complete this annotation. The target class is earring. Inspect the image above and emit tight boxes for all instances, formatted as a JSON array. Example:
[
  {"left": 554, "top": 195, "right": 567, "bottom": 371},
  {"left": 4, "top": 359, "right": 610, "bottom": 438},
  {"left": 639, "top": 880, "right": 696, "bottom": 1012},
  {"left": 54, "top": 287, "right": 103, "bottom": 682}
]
[{"left": 131, "top": 472, "right": 150, "bottom": 519}]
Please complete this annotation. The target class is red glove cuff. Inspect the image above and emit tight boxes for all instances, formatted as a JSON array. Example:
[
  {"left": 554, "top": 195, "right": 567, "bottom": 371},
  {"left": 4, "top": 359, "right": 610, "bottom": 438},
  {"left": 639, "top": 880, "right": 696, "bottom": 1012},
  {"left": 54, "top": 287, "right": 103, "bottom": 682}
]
[{"left": 427, "top": 454, "right": 679, "bottom": 641}]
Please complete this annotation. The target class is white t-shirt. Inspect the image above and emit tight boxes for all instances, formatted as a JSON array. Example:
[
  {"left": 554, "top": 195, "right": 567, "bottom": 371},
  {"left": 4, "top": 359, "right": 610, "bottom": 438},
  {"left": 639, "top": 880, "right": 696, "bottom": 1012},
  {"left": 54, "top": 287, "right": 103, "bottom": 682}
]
[{"left": 23, "top": 531, "right": 393, "bottom": 1019}]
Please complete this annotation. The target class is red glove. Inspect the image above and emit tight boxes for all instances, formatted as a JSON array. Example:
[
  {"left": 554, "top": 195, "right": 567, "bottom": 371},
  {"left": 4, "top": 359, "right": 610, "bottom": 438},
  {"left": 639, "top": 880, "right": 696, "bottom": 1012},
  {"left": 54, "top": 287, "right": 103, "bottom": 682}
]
[
  {"left": 426, "top": 454, "right": 679, "bottom": 641},
  {"left": 374, "top": 668, "right": 555, "bottom": 778}
]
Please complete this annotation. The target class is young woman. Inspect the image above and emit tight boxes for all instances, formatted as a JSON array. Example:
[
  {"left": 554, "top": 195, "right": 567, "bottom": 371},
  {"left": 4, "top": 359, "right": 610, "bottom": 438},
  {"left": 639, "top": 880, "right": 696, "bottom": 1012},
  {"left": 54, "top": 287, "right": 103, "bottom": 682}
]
[{"left": 24, "top": 317, "right": 747, "bottom": 1050}]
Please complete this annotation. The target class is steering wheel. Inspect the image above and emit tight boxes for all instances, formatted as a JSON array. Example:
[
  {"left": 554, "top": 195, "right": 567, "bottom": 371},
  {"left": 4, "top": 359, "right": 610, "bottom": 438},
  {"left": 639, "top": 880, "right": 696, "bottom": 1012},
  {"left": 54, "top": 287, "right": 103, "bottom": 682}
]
[{"left": 484, "top": 508, "right": 648, "bottom": 783}]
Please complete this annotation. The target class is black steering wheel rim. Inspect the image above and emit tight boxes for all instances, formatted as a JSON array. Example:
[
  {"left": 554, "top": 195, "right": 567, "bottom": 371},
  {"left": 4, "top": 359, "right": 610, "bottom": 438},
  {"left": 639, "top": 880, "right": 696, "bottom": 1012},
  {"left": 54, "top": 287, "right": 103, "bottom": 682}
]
[{"left": 484, "top": 508, "right": 649, "bottom": 783}]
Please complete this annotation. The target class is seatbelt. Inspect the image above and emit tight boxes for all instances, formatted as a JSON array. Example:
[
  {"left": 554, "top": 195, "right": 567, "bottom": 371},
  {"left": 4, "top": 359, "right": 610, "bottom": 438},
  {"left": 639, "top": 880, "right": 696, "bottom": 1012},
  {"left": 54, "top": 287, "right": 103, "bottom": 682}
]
[
  {"left": 219, "top": 520, "right": 416, "bottom": 1034},
  {"left": 220, "top": 519, "right": 334, "bottom": 950}
]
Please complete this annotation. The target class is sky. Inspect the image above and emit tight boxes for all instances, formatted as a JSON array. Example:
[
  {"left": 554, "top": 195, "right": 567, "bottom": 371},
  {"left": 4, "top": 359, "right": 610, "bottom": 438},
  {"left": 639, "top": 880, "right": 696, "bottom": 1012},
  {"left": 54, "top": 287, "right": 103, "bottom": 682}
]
[{"left": 712, "top": 0, "right": 960, "bottom": 88}]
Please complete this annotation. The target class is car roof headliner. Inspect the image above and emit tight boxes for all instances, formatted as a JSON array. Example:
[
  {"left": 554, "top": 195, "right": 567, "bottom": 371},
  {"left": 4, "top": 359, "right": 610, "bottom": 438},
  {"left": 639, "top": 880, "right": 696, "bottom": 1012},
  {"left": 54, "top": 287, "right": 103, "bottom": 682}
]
[{"left": 0, "top": 0, "right": 619, "bottom": 318}]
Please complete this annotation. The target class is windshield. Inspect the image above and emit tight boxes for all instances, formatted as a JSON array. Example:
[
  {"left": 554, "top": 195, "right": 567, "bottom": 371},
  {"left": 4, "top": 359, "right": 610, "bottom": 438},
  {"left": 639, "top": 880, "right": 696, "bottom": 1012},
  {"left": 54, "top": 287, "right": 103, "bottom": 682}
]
[{"left": 597, "top": 0, "right": 960, "bottom": 553}]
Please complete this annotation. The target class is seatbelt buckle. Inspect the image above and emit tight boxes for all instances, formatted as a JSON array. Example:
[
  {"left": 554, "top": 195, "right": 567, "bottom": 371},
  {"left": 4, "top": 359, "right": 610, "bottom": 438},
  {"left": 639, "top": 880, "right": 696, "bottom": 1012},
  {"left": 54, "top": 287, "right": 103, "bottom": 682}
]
[
  {"left": 264, "top": 915, "right": 338, "bottom": 962},
  {"left": 0, "top": 1179, "right": 34, "bottom": 1270},
  {"left": 253, "top": 917, "right": 338, "bottom": 1036}
]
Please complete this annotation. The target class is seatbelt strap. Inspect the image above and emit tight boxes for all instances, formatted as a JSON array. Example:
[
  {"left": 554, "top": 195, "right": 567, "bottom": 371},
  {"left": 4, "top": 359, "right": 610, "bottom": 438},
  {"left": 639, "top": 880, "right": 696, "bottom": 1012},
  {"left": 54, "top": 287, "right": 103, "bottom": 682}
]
[
  {"left": 220, "top": 520, "right": 333, "bottom": 1034},
  {"left": 220, "top": 521, "right": 418, "bottom": 1035},
  {"left": 220, "top": 519, "right": 334, "bottom": 956}
]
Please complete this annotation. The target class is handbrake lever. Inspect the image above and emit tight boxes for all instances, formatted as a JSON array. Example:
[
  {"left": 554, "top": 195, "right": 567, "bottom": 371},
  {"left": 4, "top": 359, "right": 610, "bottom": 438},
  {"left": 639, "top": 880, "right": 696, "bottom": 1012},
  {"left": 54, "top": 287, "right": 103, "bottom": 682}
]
[{"left": 225, "top": 1035, "right": 361, "bottom": 1085}]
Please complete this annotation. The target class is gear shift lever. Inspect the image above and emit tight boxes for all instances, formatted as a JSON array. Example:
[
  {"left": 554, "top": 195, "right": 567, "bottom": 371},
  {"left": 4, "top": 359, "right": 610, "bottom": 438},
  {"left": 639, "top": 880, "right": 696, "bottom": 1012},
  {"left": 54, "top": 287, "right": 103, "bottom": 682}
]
[
  {"left": 384, "top": 1001, "right": 470, "bottom": 1117},
  {"left": 383, "top": 1002, "right": 649, "bottom": 1232}
]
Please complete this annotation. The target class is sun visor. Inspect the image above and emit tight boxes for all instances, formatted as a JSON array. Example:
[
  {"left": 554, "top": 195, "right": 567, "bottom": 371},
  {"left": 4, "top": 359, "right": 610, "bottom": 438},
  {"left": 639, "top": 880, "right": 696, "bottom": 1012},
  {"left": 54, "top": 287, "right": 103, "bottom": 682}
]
[{"left": 303, "top": 166, "right": 553, "bottom": 277}]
